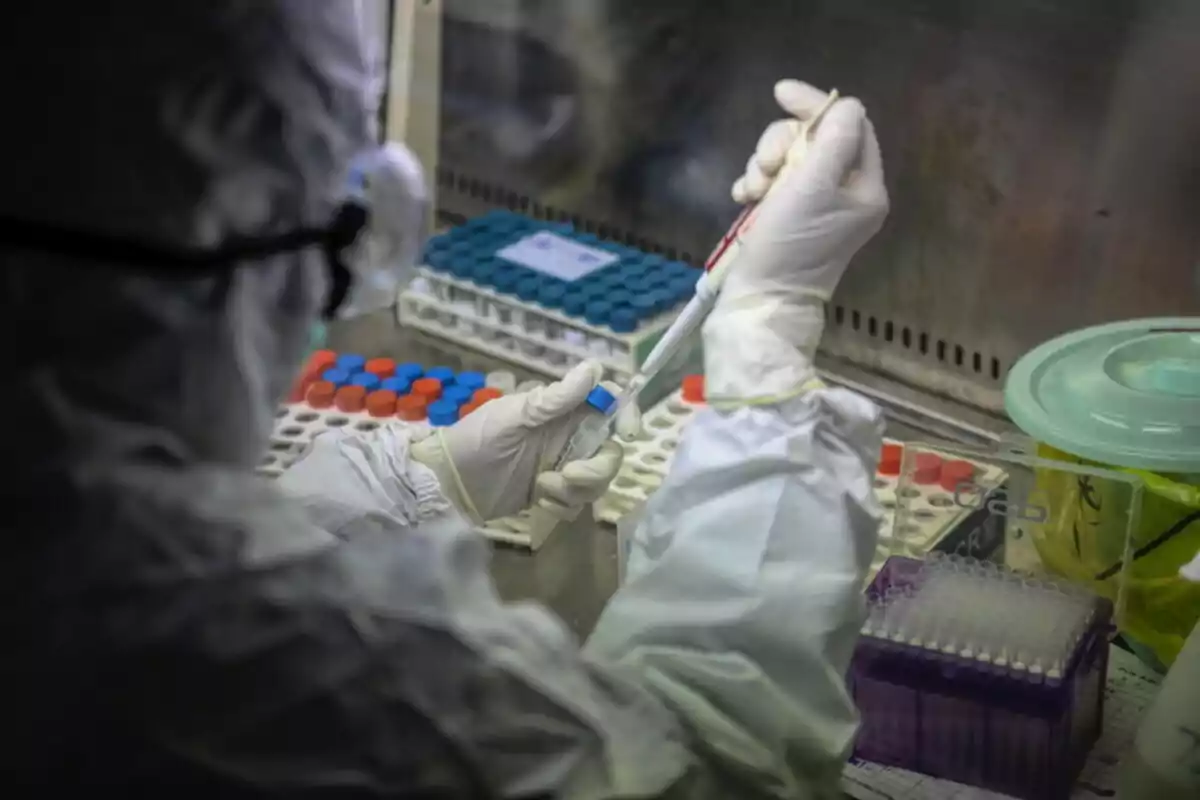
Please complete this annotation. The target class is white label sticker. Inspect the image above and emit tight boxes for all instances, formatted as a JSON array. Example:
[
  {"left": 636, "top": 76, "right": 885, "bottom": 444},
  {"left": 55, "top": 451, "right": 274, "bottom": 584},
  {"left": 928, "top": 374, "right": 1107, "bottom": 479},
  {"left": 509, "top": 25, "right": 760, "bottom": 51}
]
[{"left": 496, "top": 232, "right": 619, "bottom": 281}]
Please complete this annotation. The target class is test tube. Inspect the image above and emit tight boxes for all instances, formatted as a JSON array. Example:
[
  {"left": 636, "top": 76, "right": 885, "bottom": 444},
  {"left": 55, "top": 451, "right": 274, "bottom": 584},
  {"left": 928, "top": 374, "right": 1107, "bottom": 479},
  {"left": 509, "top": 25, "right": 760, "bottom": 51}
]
[
  {"left": 584, "top": 301, "right": 614, "bottom": 358},
  {"left": 442, "top": 385, "right": 474, "bottom": 409},
  {"left": 428, "top": 400, "right": 460, "bottom": 428},
  {"left": 491, "top": 268, "right": 519, "bottom": 328},
  {"left": 485, "top": 370, "right": 516, "bottom": 394},
  {"left": 537, "top": 282, "right": 567, "bottom": 352},
  {"left": 456, "top": 372, "right": 486, "bottom": 394},
  {"left": 515, "top": 277, "right": 546, "bottom": 357}
]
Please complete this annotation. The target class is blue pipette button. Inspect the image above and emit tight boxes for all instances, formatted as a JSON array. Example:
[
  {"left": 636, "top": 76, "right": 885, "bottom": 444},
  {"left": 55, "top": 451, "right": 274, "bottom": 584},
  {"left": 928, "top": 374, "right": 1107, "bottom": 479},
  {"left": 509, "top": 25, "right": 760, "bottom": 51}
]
[
  {"left": 585, "top": 386, "right": 617, "bottom": 414},
  {"left": 428, "top": 400, "right": 460, "bottom": 427}
]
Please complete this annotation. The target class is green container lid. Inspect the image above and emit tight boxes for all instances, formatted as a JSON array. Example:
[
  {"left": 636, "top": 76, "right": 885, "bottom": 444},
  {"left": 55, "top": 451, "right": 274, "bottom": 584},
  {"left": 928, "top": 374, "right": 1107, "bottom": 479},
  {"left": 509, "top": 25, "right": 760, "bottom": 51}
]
[{"left": 1005, "top": 318, "right": 1200, "bottom": 473}]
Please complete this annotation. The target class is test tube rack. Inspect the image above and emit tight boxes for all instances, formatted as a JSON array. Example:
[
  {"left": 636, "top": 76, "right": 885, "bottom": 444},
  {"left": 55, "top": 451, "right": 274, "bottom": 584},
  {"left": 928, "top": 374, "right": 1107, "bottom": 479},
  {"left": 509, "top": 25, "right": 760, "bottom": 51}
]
[
  {"left": 260, "top": 350, "right": 563, "bottom": 550},
  {"left": 398, "top": 211, "right": 700, "bottom": 383},
  {"left": 596, "top": 378, "right": 1009, "bottom": 567},
  {"left": 851, "top": 554, "right": 1112, "bottom": 800},
  {"left": 262, "top": 401, "right": 559, "bottom": 548}
]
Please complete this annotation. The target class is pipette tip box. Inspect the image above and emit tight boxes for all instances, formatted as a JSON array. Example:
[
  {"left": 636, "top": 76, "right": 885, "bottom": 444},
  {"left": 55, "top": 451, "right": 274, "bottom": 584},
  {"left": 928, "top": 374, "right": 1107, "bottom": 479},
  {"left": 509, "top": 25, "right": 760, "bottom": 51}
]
[
  {"left": 849, "top": 555, "right": 1113, "bottom": 800},
  {"left": 399, "top": 210, "right": 700, "bottom": 381}
]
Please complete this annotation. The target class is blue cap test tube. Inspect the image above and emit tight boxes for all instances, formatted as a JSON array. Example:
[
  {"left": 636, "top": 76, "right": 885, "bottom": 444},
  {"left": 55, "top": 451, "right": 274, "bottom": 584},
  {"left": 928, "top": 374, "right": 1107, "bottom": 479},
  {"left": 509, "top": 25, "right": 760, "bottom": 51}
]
[
  {"left": 632, "top": 294, "right": 658, "bottom": 318},
  {"left": 607, "top": 289, "right": 633, "bottom": 308},
  {"left": 336, "top": 353, "right": 366, "bottom": 374},
  {"left": 585, "top": 300, "right": 613, "bottom": 327},
  {"left": 648, "top": 289, "right": 672, "bottom": 314},
  {"left": 456, "top": 371, "right": 486, "bottom": 392},
  {"left": 381, "top": 376, "right": 412, "bottom": 395},
  {"left": 395, "top": 363, "right": 424, "bottom": 383},
  {"left": 350, "top": 372, "right": 381, "bottom": 391},
  {"left": 426, "top": 366, "right": 457, "bottom": 385},
  {"left": 610, "top": 307, "right": 638, "bottom": 334},
  {"left": 516, "top": 277, "right": 542, "bottom": 303},
  {"left": 537, "top": 282, "right": 567, "bottom": 309},
  {"left": 322, "top": 368, "right": 352, "bottom": 387},
  {"left": 492, "top": 266, "right": 519, "bottom": 296},
  {"left": 441, "top": 385, "right": 474, "bottom": 408},
  {"left": 563, "top": 292, "right": 589, "bottom": 318},
  {"left": 428, "top": 400, "right": 460, "bottom": 427}
]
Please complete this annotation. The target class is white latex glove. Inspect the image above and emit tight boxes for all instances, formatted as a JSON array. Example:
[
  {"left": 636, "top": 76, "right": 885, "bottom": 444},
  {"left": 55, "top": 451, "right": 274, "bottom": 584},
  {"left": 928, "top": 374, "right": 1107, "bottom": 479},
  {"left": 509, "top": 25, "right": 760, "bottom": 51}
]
[
  {"left": 411, "top": 361, "right": 641, "bottom": 524},
  {"left": 706, "top": 80, "right": 889, "bottom": 405}
]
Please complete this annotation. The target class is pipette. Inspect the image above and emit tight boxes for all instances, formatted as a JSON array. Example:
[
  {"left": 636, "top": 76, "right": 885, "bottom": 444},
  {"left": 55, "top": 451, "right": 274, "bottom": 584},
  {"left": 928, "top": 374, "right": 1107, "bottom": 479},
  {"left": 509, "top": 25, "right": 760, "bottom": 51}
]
[{"left": 554, "top": 90, "right": 842, "bottom": 470}]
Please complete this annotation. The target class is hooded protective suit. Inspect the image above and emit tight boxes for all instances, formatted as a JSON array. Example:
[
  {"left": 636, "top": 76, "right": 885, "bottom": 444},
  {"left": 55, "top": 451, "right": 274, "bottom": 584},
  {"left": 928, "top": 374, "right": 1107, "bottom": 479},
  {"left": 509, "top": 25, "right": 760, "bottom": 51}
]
[{"left": 1, "top": 1, "right": 889, "bottom": 795}]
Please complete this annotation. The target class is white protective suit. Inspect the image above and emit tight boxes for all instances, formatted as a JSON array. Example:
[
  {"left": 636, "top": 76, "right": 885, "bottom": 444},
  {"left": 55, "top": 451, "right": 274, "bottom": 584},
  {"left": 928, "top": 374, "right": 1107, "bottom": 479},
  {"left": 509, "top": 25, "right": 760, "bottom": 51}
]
[{"left": 1, "top": 2, "right": 889, "bottom": 795}]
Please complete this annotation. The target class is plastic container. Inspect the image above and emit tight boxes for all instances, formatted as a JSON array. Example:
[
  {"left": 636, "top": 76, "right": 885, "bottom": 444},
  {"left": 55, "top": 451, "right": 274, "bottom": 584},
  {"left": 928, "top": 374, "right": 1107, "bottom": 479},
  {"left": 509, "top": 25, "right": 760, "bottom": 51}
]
[{"left": 1005, "top": 318, "right": 1200, "bottom": 666}]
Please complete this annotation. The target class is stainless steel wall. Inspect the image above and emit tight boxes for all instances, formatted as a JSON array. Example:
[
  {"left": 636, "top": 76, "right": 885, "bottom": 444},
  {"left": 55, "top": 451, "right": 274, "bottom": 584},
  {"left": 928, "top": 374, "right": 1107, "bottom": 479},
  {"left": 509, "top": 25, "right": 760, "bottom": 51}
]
[{"left": 431, "top": 0, "right": 1199, "bottom": 412}]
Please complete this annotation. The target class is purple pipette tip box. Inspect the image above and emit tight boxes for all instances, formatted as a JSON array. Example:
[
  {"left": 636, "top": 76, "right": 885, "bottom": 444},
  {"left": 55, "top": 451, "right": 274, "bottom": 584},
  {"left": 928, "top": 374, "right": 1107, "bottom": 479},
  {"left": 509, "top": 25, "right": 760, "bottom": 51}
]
[{"left": 849, "top": 556, "right": 1113, "bottom": 800}]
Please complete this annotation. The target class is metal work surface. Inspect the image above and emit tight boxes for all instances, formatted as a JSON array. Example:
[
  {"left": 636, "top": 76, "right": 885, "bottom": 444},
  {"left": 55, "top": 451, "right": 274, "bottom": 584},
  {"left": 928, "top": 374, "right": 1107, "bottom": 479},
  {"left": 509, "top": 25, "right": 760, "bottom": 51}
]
[{"left": 426, "top": 0, "right": 1200, "bottom": 413}]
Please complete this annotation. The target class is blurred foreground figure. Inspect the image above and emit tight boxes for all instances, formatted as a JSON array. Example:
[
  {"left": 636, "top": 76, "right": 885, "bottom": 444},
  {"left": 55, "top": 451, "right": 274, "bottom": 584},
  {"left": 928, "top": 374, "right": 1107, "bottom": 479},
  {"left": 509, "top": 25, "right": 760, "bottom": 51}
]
[{"left": 0, "top": 2, "right": 888, "bottom": 795}]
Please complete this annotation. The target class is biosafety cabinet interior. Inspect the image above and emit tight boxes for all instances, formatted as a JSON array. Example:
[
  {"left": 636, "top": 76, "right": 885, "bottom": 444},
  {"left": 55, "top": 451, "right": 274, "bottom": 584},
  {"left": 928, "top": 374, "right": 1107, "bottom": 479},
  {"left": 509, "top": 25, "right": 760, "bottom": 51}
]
[{"left": 386, "top": 0, "right": 1198, "bottom": 423}]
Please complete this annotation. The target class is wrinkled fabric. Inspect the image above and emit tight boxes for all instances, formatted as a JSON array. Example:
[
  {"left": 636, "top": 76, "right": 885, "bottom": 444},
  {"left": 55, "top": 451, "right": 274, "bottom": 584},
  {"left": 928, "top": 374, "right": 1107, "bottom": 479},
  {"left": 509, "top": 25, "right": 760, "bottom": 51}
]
[
  {"left": 2, "top": 2, "right": 883, "bottom": 795},
  {"left": 274, "top": 384, "right": 882, "bottom": 799}
]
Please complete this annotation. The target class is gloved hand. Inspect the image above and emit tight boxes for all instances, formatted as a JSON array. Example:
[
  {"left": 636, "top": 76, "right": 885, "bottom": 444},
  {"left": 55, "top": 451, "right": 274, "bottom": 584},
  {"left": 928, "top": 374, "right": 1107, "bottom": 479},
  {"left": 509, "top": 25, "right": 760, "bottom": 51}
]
[
  {"left": 706, "top": 80, "right": 889, "bottom": 405},
  {"left": 411, "top": 361, "right": 639, "bottom": 524}
]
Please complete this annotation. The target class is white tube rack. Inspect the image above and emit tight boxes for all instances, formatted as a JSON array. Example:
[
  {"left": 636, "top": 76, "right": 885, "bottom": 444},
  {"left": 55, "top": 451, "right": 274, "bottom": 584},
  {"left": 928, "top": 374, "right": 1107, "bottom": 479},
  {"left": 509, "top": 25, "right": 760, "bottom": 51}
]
[
  {"left": 261, "top": 402, "right": 559, "bottom": 550},
  {"left": 597, "top": 389, "right": 1007, "bottom": 570},
  {"left": 399, "top": 267, "right": 686, "bottom": 383}
]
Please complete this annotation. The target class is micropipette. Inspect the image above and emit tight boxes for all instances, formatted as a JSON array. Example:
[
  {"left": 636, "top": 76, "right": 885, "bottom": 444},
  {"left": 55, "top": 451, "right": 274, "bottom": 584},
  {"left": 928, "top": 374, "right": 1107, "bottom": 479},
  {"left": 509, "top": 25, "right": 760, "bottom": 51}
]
[{"left": 554, "top": 90, "right": 842, "bottom": 470}]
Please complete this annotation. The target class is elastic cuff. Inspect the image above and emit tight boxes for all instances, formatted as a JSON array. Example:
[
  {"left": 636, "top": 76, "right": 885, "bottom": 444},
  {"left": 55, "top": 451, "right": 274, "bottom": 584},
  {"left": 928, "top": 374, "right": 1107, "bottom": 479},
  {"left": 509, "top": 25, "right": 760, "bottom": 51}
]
[
  {"left": 702, "top": 299, "right": 824, "bottom": 405},
  {"left": 411, "top": 431, "right": 484, "bottom": 525},
  {"left": 707, "top": 377, "right": 827, "bottom": 411}
]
